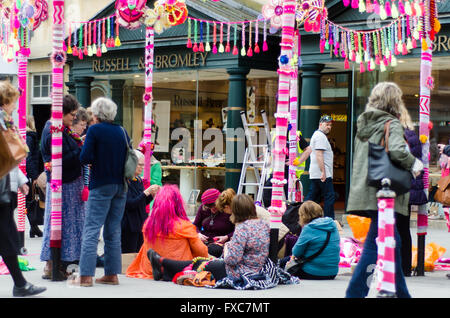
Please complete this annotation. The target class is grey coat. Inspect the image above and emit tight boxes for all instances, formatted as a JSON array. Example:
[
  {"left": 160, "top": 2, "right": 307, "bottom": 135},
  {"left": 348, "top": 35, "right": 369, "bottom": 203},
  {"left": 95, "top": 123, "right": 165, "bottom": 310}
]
[{"left": 346, "top": 109, "right": 416, "bottom": 216}]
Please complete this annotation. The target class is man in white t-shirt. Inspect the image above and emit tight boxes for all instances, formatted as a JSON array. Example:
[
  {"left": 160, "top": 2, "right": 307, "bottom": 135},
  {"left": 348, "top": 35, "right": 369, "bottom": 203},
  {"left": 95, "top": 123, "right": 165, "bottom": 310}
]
[{"left": 304, "top": 115, "right": 335, "bottom": 219}]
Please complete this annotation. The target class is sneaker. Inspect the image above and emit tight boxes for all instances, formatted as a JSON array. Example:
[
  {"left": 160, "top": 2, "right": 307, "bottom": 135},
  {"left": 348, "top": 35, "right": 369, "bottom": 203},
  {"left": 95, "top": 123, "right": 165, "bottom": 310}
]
[{"left": 13, "top": 283, "right": 46, "bottom": 297}]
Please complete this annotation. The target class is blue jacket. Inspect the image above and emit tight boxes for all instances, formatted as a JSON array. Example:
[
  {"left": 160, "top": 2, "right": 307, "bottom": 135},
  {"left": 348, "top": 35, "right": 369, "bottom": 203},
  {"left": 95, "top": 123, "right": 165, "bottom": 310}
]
[
  {"left": 292, "top": 217, "right": 340, "bottom": 277},
  {"left": 41, "top": 120, "right": 82, "bottom": 184},
  {"left": 80, "top": 122, "right": 129, "bottom": 190}
]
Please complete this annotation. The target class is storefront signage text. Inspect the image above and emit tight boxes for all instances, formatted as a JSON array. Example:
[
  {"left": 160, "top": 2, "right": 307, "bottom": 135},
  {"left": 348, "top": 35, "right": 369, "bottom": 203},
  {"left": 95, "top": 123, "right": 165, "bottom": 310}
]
[
  {"left": 147, "top": 52, "right": 208, "bottom": 69},
  {"left": 433, "top": 35, "right": 450, "bottom": 52},
  {"left": 92, "top": 52, "right": 208, "bottom": 73},
  {"left": 92, "top": 58, "right": 131, "bottom": 72}
]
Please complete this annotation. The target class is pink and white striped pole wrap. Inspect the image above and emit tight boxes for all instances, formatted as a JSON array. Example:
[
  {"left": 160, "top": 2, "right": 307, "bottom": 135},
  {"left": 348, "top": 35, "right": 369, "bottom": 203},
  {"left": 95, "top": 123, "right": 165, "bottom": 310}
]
[
  {"left": 376, "top": 196, "right": 396, "bottom": 294},
  {"left": 418, "top": 46, "right": 433, "bottom": 236},
  {"left": 268, "top": 0, "right": 297, "bottom": 226},
  {"left": 143, "top": 27, "right": 154, "bottom": 182},
  {"left": 50, "top": 0, "right": 65, "bottom": 248},
  {"left": 287, "top": 31, "right": 299, "bottom": 202},
  {"left": 17, "top": 51, "right": 29, "bottom": 234}
]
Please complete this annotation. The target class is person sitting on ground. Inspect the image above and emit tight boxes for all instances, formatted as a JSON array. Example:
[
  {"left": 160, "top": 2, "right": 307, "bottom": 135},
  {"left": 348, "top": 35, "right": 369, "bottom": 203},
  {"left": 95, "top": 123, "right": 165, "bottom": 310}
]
[
  {"left": 147, "top": 194, "right": 270, "bottom": 282},
  {"left": 193, "top": 188, "right": 235, "bottom": 257},
  {"left": 126, "top": 184, "right": 208, "bottom": 279},
  {"left": 121, "top": 150, "right": 160, "bottom": 254},
  {"left": 281, "top": 200, "right": 340, "bottom": 280}
]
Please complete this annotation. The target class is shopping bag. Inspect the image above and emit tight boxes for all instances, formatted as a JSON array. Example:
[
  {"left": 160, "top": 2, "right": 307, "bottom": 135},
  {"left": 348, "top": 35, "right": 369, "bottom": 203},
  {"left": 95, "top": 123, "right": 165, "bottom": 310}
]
[
  {"left": 346, "top": 215, "right": 371, "bottom": 243},
  {"left": 412, "top": 242, "right": 447, "bottom": 272}
]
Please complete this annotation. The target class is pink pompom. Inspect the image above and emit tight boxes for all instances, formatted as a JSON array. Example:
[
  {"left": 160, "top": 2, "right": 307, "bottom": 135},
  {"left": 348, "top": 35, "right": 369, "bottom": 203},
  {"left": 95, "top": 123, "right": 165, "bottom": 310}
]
[
  {"left": 82, "top": 186, "right": 89, "bottom": 201},
  {"left": 263, "top": 41, "right": 268, "bottom": 51},
  {"left": 343, "top": 0, "right": 350, "bottom": 6}
]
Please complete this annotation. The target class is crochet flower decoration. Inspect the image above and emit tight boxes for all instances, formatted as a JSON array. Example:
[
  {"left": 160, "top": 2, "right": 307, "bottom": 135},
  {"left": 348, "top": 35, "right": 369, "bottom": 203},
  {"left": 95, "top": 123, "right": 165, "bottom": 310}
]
[
  {"left": 262, "top": 0, "right": 283, "bottom": 31},
  {"left": 296, "top": 0, "right": 326, "bottom": 32},
  {"left": 115, "top": 0, "right": 147, "bottom": 30},
  {"left": 144, "top": 4, "right": 171, "bottom": 34},
  {"left": 165, "top": 0, "right": 188, "bottom": 26}
]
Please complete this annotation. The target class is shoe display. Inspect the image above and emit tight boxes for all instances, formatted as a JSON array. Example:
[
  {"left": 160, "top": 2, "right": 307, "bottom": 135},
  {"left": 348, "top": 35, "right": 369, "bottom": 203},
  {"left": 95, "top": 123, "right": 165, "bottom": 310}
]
[
  {"left": 13, "top": 282, "right": 46, "bottom": 297},
  {"left": 147, "top": 249, "right": 163, "bottom": 281}
]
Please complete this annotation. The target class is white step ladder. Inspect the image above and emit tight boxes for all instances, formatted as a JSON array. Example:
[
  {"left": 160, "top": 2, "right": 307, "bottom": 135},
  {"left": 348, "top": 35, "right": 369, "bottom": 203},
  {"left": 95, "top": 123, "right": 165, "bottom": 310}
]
[{"left": 237, "top": 110, "right": 273, "bottom": 206}]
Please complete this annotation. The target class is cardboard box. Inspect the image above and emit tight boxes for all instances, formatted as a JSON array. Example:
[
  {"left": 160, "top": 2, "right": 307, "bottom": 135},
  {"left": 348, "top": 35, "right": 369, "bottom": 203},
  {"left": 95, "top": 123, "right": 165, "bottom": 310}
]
[{"left": 121, "top": 253, "right": 137, "bottom": 274}]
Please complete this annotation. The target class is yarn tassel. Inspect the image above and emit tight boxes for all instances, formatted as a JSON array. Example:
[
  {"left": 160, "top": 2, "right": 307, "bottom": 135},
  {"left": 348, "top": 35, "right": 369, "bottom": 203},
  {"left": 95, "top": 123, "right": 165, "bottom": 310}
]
[
  {"left": 187, "top": 38, "right": 192, "bottom": 48},
  {"left": 398, "top": 0, "right": 405, "bottom": 14},
  {"left": 385, "top": 1, "right": 392, "bottom": 17},
  {"left": 343, "top": 0, "right": 350, "bottom": 6},
  {"left": 115, "top": 36, "right": 121, "bottom": 47},
  {"left": 404, "top": 0, "right": 412, "bottom": 15},
  {"left": 344, "top": 56, "right": 350, "bottom": 69},
  {"left": 391, "top": 2, "right": 399, "bottom": 18},
  {"left": 72, "top": 46, "right": 78, "bottom": 56},
  {"left": 360, "top": 62, "right": 365, "bottom": 73},
  {"left": 366, "top": 0, "right": 374, "bottom": 12},
  {"left": 254, "top": 43, "right": 260, "bottom": 53},
  {"left": 359, "top": 0, "right": 366, "bottom": 12},
  {"left": 351, "top": 0, "right": 359, "bottom": 9},
  {"left": 232, "top": 45, "right": 238, "bottom": 55},
  {"left": 373, "top": 0, "right": 380, "bottom": 14},
  {"left": 199, "top": 42, "right": 204, "bottom": 52},
  {"left": 193, "top": 42, "right": 198, "bottom": 52},
  {"left": 96, "top": 46, "right": 102, "bottom": 57},
  {"left": 402, "top": 42, "right": 408, "bottom": 55}
]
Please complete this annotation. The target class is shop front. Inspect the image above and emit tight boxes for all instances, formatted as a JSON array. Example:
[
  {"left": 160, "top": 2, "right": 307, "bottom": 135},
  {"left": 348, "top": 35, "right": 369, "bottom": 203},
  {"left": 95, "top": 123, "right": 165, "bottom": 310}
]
[{"left": 66, "top": 1, "right": 282, "bottom": 205}]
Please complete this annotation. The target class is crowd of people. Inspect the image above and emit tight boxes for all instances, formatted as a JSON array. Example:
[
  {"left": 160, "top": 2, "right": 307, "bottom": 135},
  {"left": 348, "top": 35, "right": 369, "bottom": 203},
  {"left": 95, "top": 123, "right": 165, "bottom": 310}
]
[{"left": 0, "top": 79, "right": 448, "bottom": 297}]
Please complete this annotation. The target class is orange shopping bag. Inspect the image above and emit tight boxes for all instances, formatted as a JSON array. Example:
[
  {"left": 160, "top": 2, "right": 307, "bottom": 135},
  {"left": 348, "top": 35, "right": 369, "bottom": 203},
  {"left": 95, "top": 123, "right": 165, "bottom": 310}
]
[
  {"left": 412, "top": 242, "right": 447, "bottom": 272},
  {"left": 346, "top": 215, "right": 371, "bottom": 243}
]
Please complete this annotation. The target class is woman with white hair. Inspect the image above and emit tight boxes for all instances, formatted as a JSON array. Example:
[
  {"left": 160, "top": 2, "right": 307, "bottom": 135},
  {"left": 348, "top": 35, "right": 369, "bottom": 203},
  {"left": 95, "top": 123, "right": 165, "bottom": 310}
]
[
  {"left": 121, "top": 150, "right": 160, "bottom": 253},
  {"left": 345, "top": 82, "right": 423, "bottom": 298},
  {"left": 78, "top": 97, "right": 132, "bottom": 286}
]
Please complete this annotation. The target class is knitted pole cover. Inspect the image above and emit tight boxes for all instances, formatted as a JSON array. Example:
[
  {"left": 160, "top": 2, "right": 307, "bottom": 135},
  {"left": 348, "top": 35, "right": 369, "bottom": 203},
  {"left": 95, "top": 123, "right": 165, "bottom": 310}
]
[
  {"left": 288, "top": 31, "right": 299, "bottom": 202},
  {"left": 143, "top": 26, "right": 154, "bottom": 182},
  {"left": 269, "top": 0, "right": 297, "bottom": 226},
  {"left": 17, "top": 51, "right": 29, "bottom": 234},
  {"left": 50, "top": 0, "right": 65, "bottom": 248},
  {"left": 418, "top": 46, "right": 432, "bottom": 236},
  {"left": 376, "top": 196, "right": 396, "bottom": 294}
]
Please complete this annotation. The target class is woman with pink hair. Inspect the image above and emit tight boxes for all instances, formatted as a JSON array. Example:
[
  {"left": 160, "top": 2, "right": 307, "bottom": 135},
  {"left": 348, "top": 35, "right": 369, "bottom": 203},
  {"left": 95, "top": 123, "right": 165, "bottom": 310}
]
[{"left": 126, "top": 184, "right": 208, "bottom": 279}]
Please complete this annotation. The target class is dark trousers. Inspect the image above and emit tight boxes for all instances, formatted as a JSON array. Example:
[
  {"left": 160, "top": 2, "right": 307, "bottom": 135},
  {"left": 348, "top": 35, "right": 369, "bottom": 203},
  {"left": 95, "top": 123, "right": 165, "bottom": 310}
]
[
  {"left": 345, "top": 212, "right": 411, "bottom": 298},
  {"left": 121, "top": 230, "right": 143, "bottom": 254},
  {"left": 161, "top": 258, "right": 227, "bottom": 282},
  {"left": 305, "top": 178, "right": 335, "bottom": 219},
  {"left": 396, "top": 210, "right": 412, "bottom": 277},
  {"left": 0, "top": 202, "right": 26, "bottom": 287}
]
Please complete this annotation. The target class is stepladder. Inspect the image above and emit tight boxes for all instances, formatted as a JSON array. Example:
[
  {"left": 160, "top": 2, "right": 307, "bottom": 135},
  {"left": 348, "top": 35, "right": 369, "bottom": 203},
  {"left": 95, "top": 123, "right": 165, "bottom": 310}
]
[{"left": 237, "top": 110, "right": 274, "bottom": 207}]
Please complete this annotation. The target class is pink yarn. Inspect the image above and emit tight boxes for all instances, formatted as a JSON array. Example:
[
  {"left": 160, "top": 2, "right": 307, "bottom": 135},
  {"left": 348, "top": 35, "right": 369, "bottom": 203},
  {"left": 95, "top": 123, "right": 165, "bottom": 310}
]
[{"left": 144, "top": 185, "right": 189, "bottom": 243}]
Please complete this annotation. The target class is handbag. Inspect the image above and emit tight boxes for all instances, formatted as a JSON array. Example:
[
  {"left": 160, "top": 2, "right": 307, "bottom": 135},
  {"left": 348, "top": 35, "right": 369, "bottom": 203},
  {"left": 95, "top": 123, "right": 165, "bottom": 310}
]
[
  {"left": 367, "top": 120, "right": 411, "bottom": 195},
  {"left": 121, "top": 126, "right": 138, "bottom": 180},
  {"left": 282, "top": 201, "right": 302, "bottom": 236},
  {"left": 284, "top": 231, "right": 331, "bottom": 275},
  {"left": 434, "top": 175, "right": 450, "bottom": 206},
  {"left": 0, "top": 125, "right": 28, "bottom": 179}
]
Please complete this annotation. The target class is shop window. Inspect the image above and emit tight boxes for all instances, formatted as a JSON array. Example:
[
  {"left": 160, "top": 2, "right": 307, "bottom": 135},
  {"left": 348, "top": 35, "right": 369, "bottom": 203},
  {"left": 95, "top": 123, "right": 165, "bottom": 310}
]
[{"left": 32, "top": 74, "right": 51, "bottom": 101}]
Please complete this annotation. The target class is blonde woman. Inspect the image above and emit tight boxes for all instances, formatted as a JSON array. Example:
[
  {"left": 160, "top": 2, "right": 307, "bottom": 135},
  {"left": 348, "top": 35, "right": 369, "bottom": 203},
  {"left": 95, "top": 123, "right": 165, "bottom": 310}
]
[{"left": 345, "top": 82, "right": 423, "bottom": 298}]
